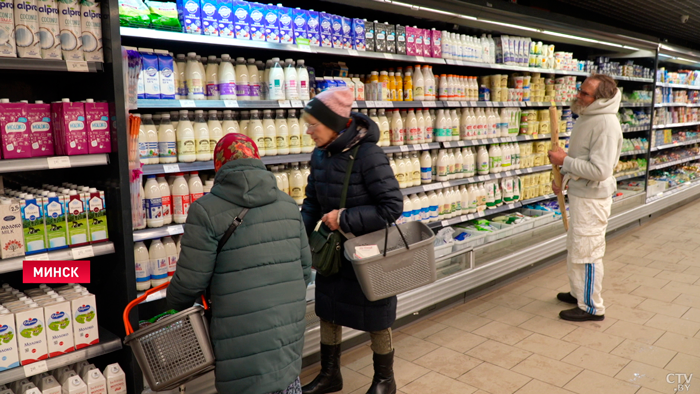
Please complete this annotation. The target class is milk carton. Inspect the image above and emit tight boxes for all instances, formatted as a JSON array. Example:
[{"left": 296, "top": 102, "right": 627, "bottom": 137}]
[
  {"left": 414, "top": 27, "right": 423, "bottom": 56},
  {"left": 38, "top": 376, "right": 61, "bottom": 394},
  {"left": 291, "top": 7, "right": 306, "bottom": 43},
  {"left": 87, "top": 189, "right": 107, "bottom": 243},
  {"left": 0, "top": 313, "right": 20, "bottom": 371},
  {"left": 156, "top": 51, "right": 175, "bottom": 99},
  {"left": 431, "top": 29, "right": 441, "bottom": 58},
  {"left": 43, "top": 299, "right": 74, "bottom": 356},
  {"left": 37, "top": 0, "right": 60, "bottom": 59},
  {"left": 141, "top": 49, "right": 160, "bottom": 99},
  {"left": 374, "top": 21, "right": 385, "bottom": 52},
  {"left": 0, "top": 0, "right": 16, "bottom": 58},
  {"left": 215, "top": 0, "right": 233, "bottom": 38},
  {"left": 15, "top": 0, "right": 41, "bottom": 58},
  {"left": 66, "top": 192, "right": 88, "bottom": 246},
  {"left": 15, "top": 306, "right": 49, "bottom": 365},
  {"left": 385, "top": 23, "right": 395, "bottom": 53},
  {"left": 43, "top": 193, "right": 67, "bottom": 250},
  {"left": 277, "top": 4, "right": 292, "bottom": 44},
  {"left": 364, "top": 19, "right": 373, "bottom": 51},
  {"left": 422, "top": 28, "right": 430, "bottom": 57},
  {"left": 103, "top": 364, "right": 126, "bottom": 394},
  {"left": 80, "top": 0, "right": 102, "bottom": 62},
  {"left": 27, "top": 103, "right": 54, "bottom": 157},
  {"left": 84, "top": 101, "right": 111, "bottom": 154},
  {"left": 58, "top": 0, "right": 83, "bottom": 60},
  {"left": 0, "top": 102, "right": 31, "bottom": 159},
  {"left": 51, "top": 100, "right": 88, "bottom": 155},
  {"left": 248, "top": 1, "right": 264, "bottom": 41},
  {"left": 351, "top": 18, "right": 364, "bottom": 50},
  {"left": 330, "top": 14, "right": 342, "bottom": 48},
  {"left": 306, "top": 9, "right": 319, "bottom": 46},
  {"left": 341, "top": 16, "right": 351, "bottom": 49},
  {"left": 232, "top": 0, "right": 249, "bottom": 40},
  {"left": 0, "top": 198, "right": 24, "bottom": 259},
  {"left": 21, "top": 195, "right": 46, "bottom": 254},
  {"left": 318, "top": 11, "right": 331, "bottom": 47},
  {"left": 200, "top": 0, "right": 217, "bottom": 36},
  {"left": 395, "top": 24, "right": 405, "bottom": 54},
  {"left": 176, "top": 0, "right": 202, "bottom": 34},
  {"left": 405, "top": 25, "right": 416, "bottom": 55},
  {"left": 262, "top": 3, "right": 278, "bottom": 43},
  {"left": 70, "top": 293, "right": 98, "bottom": 349}
]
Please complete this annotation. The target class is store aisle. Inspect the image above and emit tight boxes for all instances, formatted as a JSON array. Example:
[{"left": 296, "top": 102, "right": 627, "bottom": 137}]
[{"left": 301, "top": 199, "right": 700, "bottom": 394}]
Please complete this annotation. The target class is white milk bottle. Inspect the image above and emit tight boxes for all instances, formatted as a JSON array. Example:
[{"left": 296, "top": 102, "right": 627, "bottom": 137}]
[
  {"left": 427, "top": 191, "right": 439, "bottom": 222},
  {"left": 163, "top": 236, "right": 178, "bottom": 279},
  {"left": 300, "top": 115, "right": 314, "bottom": 153},
  {"left": 467, "top": 184, "right": 478, "bottom": 213},
  {"left": 416, "top": 109, "right": 425, "bottom": 143},
  {"left": 388, "top": 153, "right": 397, "bottom": 178},
  {"left": 176, "top": 110, "right": 196, "bottom": 162},
  {"left": 501, "top": 143, "right": 511, "bottom": 171},
  {"left": 459, "top": 185, "right": 469, "bottom": 214},
  {"left": 275, "top": 110, "right": 289, "bottom": 155},
  {"left": 422, "top": 65, "right": 434, "bottom": 100},
  {"left": 142, "top": 114, "right": 159, "bottom": 164},
  {"left": 419, "top": 192, "right": 430, "bottom": 221},
  {"left": 149, "top": 239, "right": 168, "bottom": 287},
  {"left": 171, "top": 173, "right": 190, "bottom": 223},
  {"left": 436, "top": 149, "right": 448, "bottom": 182},
  {"left": 435, "top": 189, "right": 446, "bottom": 218},
  {"left": 411, "top": 152, "right": 421, "bottom": 187},
  {"left": 390, "top": 109, "right": 404, "bottom": 146},
  {"left": 447, "top": 149, "right": 456, "bottom": 180},
  {"left": 188, "top": 171, "right": 204, "bottom": 203},
  {"left": 489, "top": 144, "right": 501, "bottom": 174},
  {"left": 144, "top": 175, "right": 163, "bottom": 228},
  {"left": 269, "top": 58, "right": 285, "bottom": 100},
  {"left": 175, "top": 54, "right": 186, "bottom": 99},
  {"left": 103, "top": 364, "right": 126, "bottom": 394},
  {"left": 262, "top": 109, "right": 277, "bottom": 156},
  {"left": 403, "top": 153, "right": 414, "bottom": 188},
  {"left": 413, "top": 65, "right": 424, "bottom": 100},
  {"left": 218, "top": 54, "right": 237, "bottom": 100},
  {"left": 399, "top": 196, "right": 412, "bottom": 224},
  {"left": 477, "top": 145, "right": 489, "bottom": 175},
  {"left": 423, "top": 109, "right": 433, "bottom": 142},
  {"left": 450, "top": 109, "right": 459, "bottom": 141},
  {"left": 395, "top": 153, "right": 407, "bottom": 188},
  {"left": 297, "top": 59, "right": 310, "bottom": 100},
  {"left": 137, "top": 115, "right": 147, "bottom": 164},
  {"left": 279, "top": 165, "right": 290, "bottom": 195},
  {"left": 222, "top": 110, "right": 240, "bottom": 135},
  {"left": 240, "top": 110, "right": 250, "bottom": 136},
  {"left": 205, "top": 55, "right": 219, "bottom": 100},
  {"left": 377, "top": 109, "right": 390, "bottom": 147},
  {"left": 247, "top": 58, "right": 260, "bottom": 100},
  {"left": 406, "top": 109, "right": 419, "bottom": 144},
  {"left": 186, "top": 53, "right": 205, "bottom": 100},
  {"left": 249, "top": 110, "right": 265, "bottom": 156},
  {"left": 156, "top": 176, "right": 171, "bottom": 225},
  {"left": 455, "top": 148, "right": 464, "bottom": 178},
  {"left": 134, "top": 242, "right": 150, "bottom": 291},
  {"left": 289, "top": 162, "right": 304, "bottom": 204},
  {"left": 463, "top": 147, "right": 474, "bottom": 177},
  {"left": 235, "top": 57, "right": 249, "bottom": 100},
  {"left": 284, "top": 58, "right": 298, "bottom": 100},
  {"left": 410, "top": 194, "right": 421, "bottom": 222},
  {"left": 207, "top": 110, "right": 223, "bottom": 151},
  {"left": 420, "top": 150, "right": 431, "bottom": 184},
  {"left": 158, "top": 113, "right": 177, "bottom": 164},
  {"left": 287, "top": 109, "right": 301, "bottom": 154},
  {"left": 193, "top": 110, "right": 211, "bottom": 161}
]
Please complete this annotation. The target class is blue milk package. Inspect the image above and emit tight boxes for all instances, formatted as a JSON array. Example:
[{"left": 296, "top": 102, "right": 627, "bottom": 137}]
[
  {"left": 233, "top": 0, "right": 248, "bottom": 39},
  {"left": 318, "top": 11, "right": 331, "bottom": 47},
  {"left": 263, "top": 3, "right": 278, "bottom": 43},
  {"left": 141, "top": 50, "right": 161, "bottom": 99},
  {"left": 215, "top": 0, "right": 233, "bottom": 37},
  {"left": 352, "top": 18, "right": 364, "bottom": 50},
  {"left": 277, "top": 4, "right": 292, "bottom": 44},
  {"left": 176, "top": 0, "right": 201, "bottom": 34},
  {"left": 341, "top": 16, "right": 351, "bottom": 49},
  {"left": 292, "top": 7, "right": 306, "bottom": 43},
  {"left": 331, "top": 14, "right": 342, "bottom": 48},
  {"left": 157, "top": 50, "right": 175, "bottom": 99},
  {"left": 200, "top": 0, "right": 218, "bottom": 36},
  {"left": 306, "top": 9, "right": 319, "bottom": 46},
  {"left": 248, "top": 1, "right": 264, "bottom": 41}
]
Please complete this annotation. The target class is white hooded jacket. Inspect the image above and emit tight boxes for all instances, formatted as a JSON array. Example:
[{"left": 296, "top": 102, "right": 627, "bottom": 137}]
[{"left": 562, "top": 89, "right": 623, "bottom": 199}]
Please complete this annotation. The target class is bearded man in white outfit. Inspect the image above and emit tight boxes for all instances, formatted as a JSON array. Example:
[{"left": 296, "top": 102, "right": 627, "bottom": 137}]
[{"left": 548, "top": 74, "right": 622, "bottom": 322}]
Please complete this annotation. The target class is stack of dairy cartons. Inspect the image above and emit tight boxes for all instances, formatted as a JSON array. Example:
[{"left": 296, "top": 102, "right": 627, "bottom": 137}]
[
  {"left": 0, "top": 98, "right": 111, "bottom": 160},
  {"left": 0, "top": 284, "right": 99, "bottom": 372},
  {"left": 0, "top": 361, "right": 127, "bottom": 394},
  {"left": 0, "top": 0, "right": 103, "bottom": 62},
  {"left": 0, "top": 183, "right": 109, "bottom": 256}
]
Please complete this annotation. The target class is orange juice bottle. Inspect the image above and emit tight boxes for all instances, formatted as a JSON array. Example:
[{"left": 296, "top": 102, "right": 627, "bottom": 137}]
[
  {"left": 395, "top": 68, "right": 403, "bottom": 102},
  {"left": 379, "top": 70, "right": 390, "bottom": 101},
  {"left": 388, "top": 72, "right": 396, "bottom": 101},
  {"left": 369, "top": 71, "right": 379, "bottom": 101},
  {"left": 404, "top": 70, "right": 413, "bottom": 101}
]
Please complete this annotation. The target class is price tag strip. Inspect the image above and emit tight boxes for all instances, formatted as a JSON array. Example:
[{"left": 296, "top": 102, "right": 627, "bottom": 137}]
[
  {"left": 66, "top": 61, "right": 89, "bottom": 72},
  {"left": 223, "top": 100, "right": 239, "bottom": 108},
  {"left": 179, "top": 100, "right": 196, "bottom": 108},
  {"left": 23, "top": 360, "right": 48, "bottom": 377},
  {"left": 162, "top": 164, "right": 180, "bottom": 173},
  {"left": 167, "top": 224, "right": 184, "bottom": 235},
  {"left": 47, "top": 156, "right": 71, "bottom": 169},
  {"left": 72, "top": 245, "right": 94, "bottom": 260}
]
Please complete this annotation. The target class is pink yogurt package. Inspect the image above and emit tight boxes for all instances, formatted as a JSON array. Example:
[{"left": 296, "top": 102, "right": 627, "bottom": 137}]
[
  {"left": 27, "top": 103, "right": 55, "bottom": 157},
  {"left": 422, "top": 29, "right": 431, "bottom": 57},
  {"left": 414, "top": 27, "right": 423, "bottom": 57},
  {"left": 431, "top": 29, "right": 441, "bottom": 58},
  {"left": 84, "top": 101, "right": 111, "bottom": 154},
  {"left": 0, "top": 102, "right": 31, "bottom": 159},
  {"left": 405, "top": 26, "right": 417, "bottom": 56},
  {"left": 52, "top": 101, "right": 88, "bottom": 155}
]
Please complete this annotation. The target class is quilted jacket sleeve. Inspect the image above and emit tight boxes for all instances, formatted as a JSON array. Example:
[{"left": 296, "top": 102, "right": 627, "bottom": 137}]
[
  {"left": 300, "top": 215, "right": 312, "bottom": 285},
  {"left": 301, "top": 155, "right": 322, "bottom": 237},
  {"left": 340, "top": 144, "right": 403, "bottom": 235},
  {"left": 166, "top": 202, "right": 218, "bottom": 311}
]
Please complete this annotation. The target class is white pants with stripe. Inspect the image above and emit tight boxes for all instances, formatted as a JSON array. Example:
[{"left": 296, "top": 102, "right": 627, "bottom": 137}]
[{"left": 565, "top": 195, "right": 612, "bottom": 316}]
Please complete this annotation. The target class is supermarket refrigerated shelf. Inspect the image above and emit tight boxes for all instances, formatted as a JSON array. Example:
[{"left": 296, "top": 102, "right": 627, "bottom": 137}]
[
  {"left": 142, "top": 154, "right": 313, "bottom": 175},
  {"left": 652, "top": 121, "right": 700, "bottom": 129},
  {"left": 623, "top": 126, "right": 651, "bottom": 133},
  {"left": 0, "top": 328, "right": 122, "bottom": 386},
  {"left": 646, "top": 179, "right": 700, "bottom": 203},
  {"left": 619, "top": 150, "right": 648, "bottom": 157},
  {"left": 651, "top": 139, "right": 700, "bottom": 151},
  {"left": 0, "top": 58, "right": 103, "bottom": 72},
  {"left": 441, "top": 133, "right": 571, "bottom": 149},
  {"left": 133, "top": 224, "right": 185, "bottom": 242},
  {"left": 616, "top": 171, "right": 647, "bottom": 181},
  {"left": 383, "top": 143, "right": 441, "bottom": 154},
  {"left": 428, "top": 202, "right": 522, "bottom": 229},
  {"left": 0, "top": 154, "right": 109, "bottom": 174},
  {"left": 649, "top": 155, "right": 700, "bottom": 171},
  {"left": 612, "top": 76, "right": 654, "bottom": 83},
  {"left": 0, "top": 242, "right": 115, "bottom": 274},
  {"left": 620, "top": 102, "right": 652, "bottom": 108},
  {"left": 655, "top": 82, "right": 700, "bottom": 90},
  {"left": 654, "top": 103, "right": 700, "bottom": 108}
]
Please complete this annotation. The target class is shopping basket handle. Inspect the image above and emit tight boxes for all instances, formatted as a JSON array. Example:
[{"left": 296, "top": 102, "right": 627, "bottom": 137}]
[{"left": 123, "top": 282, "right": 209, "bottom": 335}]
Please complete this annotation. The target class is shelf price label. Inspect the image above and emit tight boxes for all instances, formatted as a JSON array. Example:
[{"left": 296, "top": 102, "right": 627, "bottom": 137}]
[
  {"left": 347, "top": 49, "right": 358, "bottom": 56},
  {"left": 412, "top": 144, "right": 422, "bottom": 150},
  {"left": 460, "top": 215, "right": 468, "bottom": 222},
  {"left": 441, "top": 220, "right": 450, "bottom": 227},
  {"left": 421, "top": 143, "right": 430, "bottom": 150},
  {"left": 66, "top": 61, "right": 89, "bottom": 72},
  {"left": 352, "top": 101, "right": 359, "bottom": 108},
  {"left": 72, "top": 246, "right": 94, "bottom": 260},
  {"left": 47, "top": 156, "right": 71, "bottom": 169},
  {"left": 278, "top": 100, "right": 292, "bottom": 108},
  {"left": 422, "top": 101, "right": 437, "bottom": 107},
  {"left": 290, "top": 100, "right": 304, "bottom": 108},
  {"left": 415, "top": 56, "right": 425, "bottom": 62},
  {"left": 163, "top": 164, "right": 180, "bottom": 173},
  {"left": 167, "top": 224, "right": 184, "bottom": 235},
  {"left": 223, "top": 100, "right": 239, "bottom": 108},
  {"left": 365, "top": 101, "right": 376, "bottom": 107},
  {"left": 179, "top": 100, "right": 196, "bottom": 108},
  {"left": 470, "top": 101, "right": 477, "bottom": 107},
  {"left": 27, "top": 253, "right": 50, "bottom": 261},
  {"left": 446, "top": 101, "right": 459, "bottom": 107},
  {"left": 23, "top": 360, "right": 48, "bottom": 377},
  {"left": 399, "top": 145, "right": 409, "bottom": 152},
  {"left": 383, "top": 53, "right": 395, "bottom": 59},
  {"left": 443, "top": 142, "right": 452, "bottom": 148},
  {"left": 296, "top": 38, "right": 313, "bottom": 52}
]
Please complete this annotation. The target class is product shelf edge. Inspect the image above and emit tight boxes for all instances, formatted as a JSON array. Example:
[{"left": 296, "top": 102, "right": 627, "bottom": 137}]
[{"left": 0, "top": 242, "right": 115, "bottom": 274}]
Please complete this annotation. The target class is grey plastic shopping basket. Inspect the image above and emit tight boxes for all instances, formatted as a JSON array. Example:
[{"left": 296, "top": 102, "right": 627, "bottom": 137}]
[{"left": 344, "top": 221, "right": 436, "bottom": 301}]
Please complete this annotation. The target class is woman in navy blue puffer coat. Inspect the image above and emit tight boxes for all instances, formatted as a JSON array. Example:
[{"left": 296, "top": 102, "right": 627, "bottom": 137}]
[{"left": 301, "top": 88, "right": 402, "bottom": 394}]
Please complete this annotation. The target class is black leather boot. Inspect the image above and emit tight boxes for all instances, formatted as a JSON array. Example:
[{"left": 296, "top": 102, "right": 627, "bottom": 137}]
[
  {"left": 365, "top": 350, "right": 396, "bottom": 394},
  {"left": 302, "top": 344, "right": 343, "bottom": 394}
]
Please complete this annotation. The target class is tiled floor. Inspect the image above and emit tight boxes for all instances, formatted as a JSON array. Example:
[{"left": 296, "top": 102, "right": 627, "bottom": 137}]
[{"left": 301, "top": 199, "right": 700, "bottom": 394}]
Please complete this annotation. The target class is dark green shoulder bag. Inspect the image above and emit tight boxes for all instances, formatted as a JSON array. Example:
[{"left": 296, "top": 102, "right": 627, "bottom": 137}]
[{"left": 309, "top": 145, "right": 360, "bottom": 277}]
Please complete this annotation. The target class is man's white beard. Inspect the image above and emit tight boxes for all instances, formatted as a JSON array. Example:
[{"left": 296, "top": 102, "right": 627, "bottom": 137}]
[{"left": 571, "top": 98, "right": 590, "bottom": 115}]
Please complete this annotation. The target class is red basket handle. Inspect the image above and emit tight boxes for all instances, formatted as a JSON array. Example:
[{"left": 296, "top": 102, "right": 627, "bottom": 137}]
[{"left": 123, "top": 282, "right": 209, "bottom": 335}]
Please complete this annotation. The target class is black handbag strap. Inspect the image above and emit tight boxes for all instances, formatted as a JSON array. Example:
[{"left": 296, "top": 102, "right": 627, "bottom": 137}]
[
  {"left": 216, "top": 208, "right": 249, "bottom": 254},
  {"left": 339, "top": 145, "right": 361, "bottom": 209}
]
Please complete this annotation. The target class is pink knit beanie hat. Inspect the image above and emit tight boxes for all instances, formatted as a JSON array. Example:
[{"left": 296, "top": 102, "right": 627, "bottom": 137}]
[{"left": 303, "top": 88, "right": 354, "bottom": 133}]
